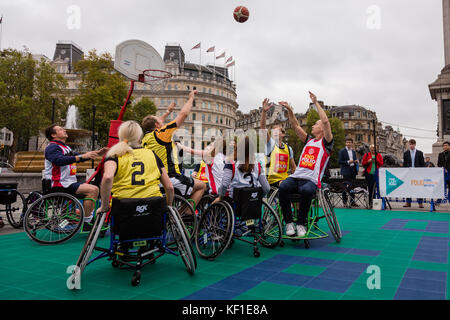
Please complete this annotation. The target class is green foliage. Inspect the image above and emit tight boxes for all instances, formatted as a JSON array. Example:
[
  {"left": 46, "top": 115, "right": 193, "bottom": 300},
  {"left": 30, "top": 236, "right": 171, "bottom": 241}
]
[
  {"left": 71, "top": 50, "right": 128, "bottom": 146},
  {"left": 0, "top": 48, "right": 67, "bottom": 157},
  {"left": 287, "top": 110, "right": 345, "bottom": 168},
  {"left": 124, "top": 97, "right": 157, "bottom": 122}
]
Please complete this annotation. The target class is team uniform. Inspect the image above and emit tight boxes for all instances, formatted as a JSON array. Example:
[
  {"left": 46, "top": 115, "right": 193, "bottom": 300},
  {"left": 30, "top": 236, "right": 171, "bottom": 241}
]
[
  {"left": 205, "top": 153, "right": 226, "bottom": 195},
  {"left": 279, "top": 134, "right": 334, "bottom": 226},
  {"left": 142, "top": 120, "right": 194, "bottom": 196},
  {"left": 105, "top": 148, "right": 164, "bottom": 199},
  {"left": 219, "top": 161, "right": 270, "bottom": 199},
  {"left": 265, "top": 138, "right": 294, "bottom": 186},
  {"left": 44, "top": 140, "right": 86, "bottom": 194}
]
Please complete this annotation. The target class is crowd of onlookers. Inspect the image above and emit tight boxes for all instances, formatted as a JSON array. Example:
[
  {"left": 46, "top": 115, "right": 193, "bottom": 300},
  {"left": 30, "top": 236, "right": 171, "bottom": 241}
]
[{"left": 338, "top": 138, "right": 450, "bottom": 209}]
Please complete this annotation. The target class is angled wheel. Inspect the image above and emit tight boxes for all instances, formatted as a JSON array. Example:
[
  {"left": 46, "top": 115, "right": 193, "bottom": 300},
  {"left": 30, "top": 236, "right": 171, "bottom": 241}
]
[
  {"left": 320, "top": 190, "right": 342, "bottom": 242},
  {"left": 257, "top": 200, "right": 282, "bottom": 248},
  {"left": 67, "top": 211, "right": 108, "bottom": 290},
  {"left": 268, "top": 187, "right": 279, "bottom": 211},
  {"left": 168, "top": 206, "right": 196, "bottom": 274},
  {"left": 197, "top": 194, "right": 216, "bottom": 217},
  {"left": 171, "top": 194, "right": 197, "bottom": 240},
  {"left": 195, "top": 201, "right": 233, "bottom": 260},
  {"left": 24, "top": 193, "right": 84, "bottom": 245},
  {"left": 5, "top": 190, "right": 26, "bottom": 228}
]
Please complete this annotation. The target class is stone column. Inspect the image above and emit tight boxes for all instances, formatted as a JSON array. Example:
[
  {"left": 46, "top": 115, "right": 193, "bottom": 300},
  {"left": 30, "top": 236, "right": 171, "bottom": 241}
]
[{"left": 444, "top": 0, "right": 450, "bottom": 66}]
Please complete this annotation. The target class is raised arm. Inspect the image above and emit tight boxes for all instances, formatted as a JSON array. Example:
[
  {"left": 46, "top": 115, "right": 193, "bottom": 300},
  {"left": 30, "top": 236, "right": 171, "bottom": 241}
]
[
  {"left": 278, "top": 101, "right": 307, "bottom": 142},
  {"left": 159, "top": 102, "right": 176, "bottom": 124},
  {"left": 309, "top": 91, "right": 333, "bottom": 143},
  {"left": 260, "top": 98, "right": 272, "bottom": 141},
  {"left": 175, "top": 142, "right": 206, "bottom": 157},
  {"left": 176, "top": 90, "right": 197, "bottom": 127}
]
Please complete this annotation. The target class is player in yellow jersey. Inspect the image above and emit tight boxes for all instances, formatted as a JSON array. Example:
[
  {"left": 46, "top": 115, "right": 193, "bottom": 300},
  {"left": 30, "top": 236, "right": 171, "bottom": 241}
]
[
  {"left": 260, "top": 98, "right": 296, "bottom": 187},
  {"left": 141, "top": 90, "right": 206, "bottom": 207},
  {"left": 96, "top": 121, "right": 174, "bottom": 215}
]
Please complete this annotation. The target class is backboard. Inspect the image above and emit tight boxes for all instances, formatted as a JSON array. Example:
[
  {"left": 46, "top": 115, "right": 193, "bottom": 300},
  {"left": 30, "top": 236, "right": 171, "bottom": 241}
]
[{"left": 114, "top": 40, "right": 165, "bottom": 81}]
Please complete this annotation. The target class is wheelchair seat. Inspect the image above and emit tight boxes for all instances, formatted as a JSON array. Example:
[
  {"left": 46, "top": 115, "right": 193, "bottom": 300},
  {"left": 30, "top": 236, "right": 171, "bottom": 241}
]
[{"left": 111, "top": 196, "right": 167, "bottom": 241}]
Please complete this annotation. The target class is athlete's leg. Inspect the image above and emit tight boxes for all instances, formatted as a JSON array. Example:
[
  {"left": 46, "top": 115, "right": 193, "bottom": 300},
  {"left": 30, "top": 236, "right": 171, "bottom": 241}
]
[{"left": 75, "top": 183, "right": 99, "bottom": 217}]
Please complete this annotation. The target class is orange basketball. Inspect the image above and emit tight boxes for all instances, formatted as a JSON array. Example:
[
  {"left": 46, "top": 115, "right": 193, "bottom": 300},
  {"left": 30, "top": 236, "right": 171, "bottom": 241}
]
[{"left": 233, "top": 6, "right": 249, "bottom": 23}]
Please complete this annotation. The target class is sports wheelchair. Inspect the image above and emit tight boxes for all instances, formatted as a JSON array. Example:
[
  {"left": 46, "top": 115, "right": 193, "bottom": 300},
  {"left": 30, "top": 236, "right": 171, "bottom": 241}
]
[
  {"left": 23, "top": 181, "right": 108, "bottom": 245},
  {"left": 0, "top": 183, "right": 27, "bottom": 228},
  {"left": 268, "top": 185, "right": 342, "bottom": 248},
  {"left": 194, "top": 187, "right": 282, "bottom": 260},
  {"left": 67, "top": 197, "right": 196, "bottom": 288}
]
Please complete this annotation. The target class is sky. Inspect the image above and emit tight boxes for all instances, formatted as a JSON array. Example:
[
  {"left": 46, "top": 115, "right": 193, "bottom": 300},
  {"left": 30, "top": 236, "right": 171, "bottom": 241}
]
[{"left": 0, "top": 0, "right": 446, "bottom": 154}]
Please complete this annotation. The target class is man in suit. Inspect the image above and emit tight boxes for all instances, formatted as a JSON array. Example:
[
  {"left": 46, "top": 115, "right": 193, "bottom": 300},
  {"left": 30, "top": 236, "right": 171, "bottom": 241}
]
[
  {"left": 437, "top": 141, "right": 450, "bottom": 199},
  {"left": 403, "top": 139, "right": 425, "bottom": 208},
  {"left": 339, "top": 138, "right": 359, "bottom": 207}
]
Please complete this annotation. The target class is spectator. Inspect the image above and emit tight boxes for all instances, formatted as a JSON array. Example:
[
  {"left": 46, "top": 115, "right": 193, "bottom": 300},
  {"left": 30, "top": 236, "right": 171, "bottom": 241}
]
[
  {"left": 338, "top": 138, "right": 359, "bottom": 207},
  {"left": 362, "top": 145, "right": 383, "bottom": 208},
  {"left": 402, "top": 139, "right": 425, "bottom": 208},
  {"left": 425, "top": 157, "right": 435, "bottom": 168},
  {"left": 437, "top": 141, "right": 450, "bottom": 199}
]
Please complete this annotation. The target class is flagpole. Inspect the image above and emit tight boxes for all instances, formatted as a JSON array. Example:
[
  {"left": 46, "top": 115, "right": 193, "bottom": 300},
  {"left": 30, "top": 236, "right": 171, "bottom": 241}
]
[
  {"left": 199, "top": 43, "right": 201, "bottom": 67},
  {"left": 0, "top": 15, "right": 3, "bottom": 51}
]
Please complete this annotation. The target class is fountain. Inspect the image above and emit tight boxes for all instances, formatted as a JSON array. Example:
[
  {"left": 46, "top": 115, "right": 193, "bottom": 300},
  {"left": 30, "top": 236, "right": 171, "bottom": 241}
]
[{"left": 11, "top": 105, "right": 99, "bottom": 174}]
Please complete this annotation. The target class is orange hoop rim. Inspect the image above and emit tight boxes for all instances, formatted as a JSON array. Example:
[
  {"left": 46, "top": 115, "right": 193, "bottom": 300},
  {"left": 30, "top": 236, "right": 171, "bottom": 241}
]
[{"left": 139, "top": 69, "right": 172, "bottom": 82}]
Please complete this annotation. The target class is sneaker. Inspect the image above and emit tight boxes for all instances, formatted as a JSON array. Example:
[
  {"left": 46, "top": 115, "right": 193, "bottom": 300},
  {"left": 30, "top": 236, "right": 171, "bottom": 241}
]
[
  {"left": 285, "top": 223, "right": 295, "bottom": 236},
  {"left": 296, "top": 224, "right": 307, "bottom": 237}
]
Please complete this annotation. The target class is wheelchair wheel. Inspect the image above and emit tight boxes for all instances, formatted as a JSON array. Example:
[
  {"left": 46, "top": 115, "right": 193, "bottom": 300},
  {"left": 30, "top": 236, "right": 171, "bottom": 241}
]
[
  {"left": 320, "top": 190, "right": 342, "bottom": 242},
  {"left": 268, "top": 188, "right": 280, "bottom": 211},
  {"left": 24, "top": 193, "right": 84, "bottom": 245},
  {"left": 197, "top": 194, "right": 216, "bottom": 217},
  {"left": 5, "top": 190, "right": 26, "bottom": 228},
  {"left": 256, "top": 200, "right": 282, "bottom": 248},
  {"left": 171, "top": 194, "right": 197, "bottom": 240},
  {"left": 195, "top": 201, "right": 234, "bottom": 260},
  {"left": 168, "top": 206, "right": 196, "bottom": 274}
]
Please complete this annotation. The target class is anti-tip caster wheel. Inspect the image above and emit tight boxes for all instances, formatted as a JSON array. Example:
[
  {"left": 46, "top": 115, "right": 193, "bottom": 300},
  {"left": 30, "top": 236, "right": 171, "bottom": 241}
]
[
  {"left": 304, "top": 239, "right": 310, "bottom": 249},
  {"left": 131, "top": 271, "right": 141, "bottom": 286},
  {"left": 253, "top": 249, "right": 260, "bottom": 258}
]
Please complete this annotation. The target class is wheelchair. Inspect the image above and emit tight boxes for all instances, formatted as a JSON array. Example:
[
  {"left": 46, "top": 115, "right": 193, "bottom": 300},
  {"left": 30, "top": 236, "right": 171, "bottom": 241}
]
[
  {"left": 67, "top": 197, "right": 196, "bottom": 288},
  {"left": 23, "top": 181, "right": 108, "bottom": 245},
  {"left": 268, "top": 185, "right": 342, "bottom": 248},
  {"left": 0, "top": 183, "right": 27, "bottom": 229},
  {"left": 194, "top": 187, "right": 282, "bottom": 260}
]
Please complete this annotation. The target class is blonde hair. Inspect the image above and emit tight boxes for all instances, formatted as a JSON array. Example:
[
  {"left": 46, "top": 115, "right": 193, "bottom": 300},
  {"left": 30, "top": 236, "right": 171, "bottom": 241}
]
[{"left": 107, "top": 121, "right": 143, "bottom": 158}]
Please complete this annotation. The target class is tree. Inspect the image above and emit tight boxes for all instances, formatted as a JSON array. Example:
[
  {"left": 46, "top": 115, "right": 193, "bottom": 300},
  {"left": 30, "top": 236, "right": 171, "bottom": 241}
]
[
  {"left": 71, "top": 50, "right": 128, "bottom": 146},
  {"left": 287, "top": 110, "right": 345, "bottom": 168},
  {"left": 0, "top": 48, "right": 67, "bottom": 162},
  {"left": 124, "top": 97, "right": 157, "bottom": 122}
]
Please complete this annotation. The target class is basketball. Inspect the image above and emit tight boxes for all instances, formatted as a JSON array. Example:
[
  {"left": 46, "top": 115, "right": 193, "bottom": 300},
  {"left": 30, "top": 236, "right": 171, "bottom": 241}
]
[{"left": 233, "top": 6, "right": 249, "bottom": 23}]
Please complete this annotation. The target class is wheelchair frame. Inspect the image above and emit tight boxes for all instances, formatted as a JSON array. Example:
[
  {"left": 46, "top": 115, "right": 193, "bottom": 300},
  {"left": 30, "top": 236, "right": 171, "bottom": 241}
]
[
  {"left": 0, "top": 183, "right": 27, "bottom": 229},
  {"left": 268, "top": 187, "right": 342, "bottom": 248},
  {"left": 67, "top": 205, "right": 196, "bottom": 288},
  {"left": 194, "top": 195, "right": 282, "bottom": 260}
]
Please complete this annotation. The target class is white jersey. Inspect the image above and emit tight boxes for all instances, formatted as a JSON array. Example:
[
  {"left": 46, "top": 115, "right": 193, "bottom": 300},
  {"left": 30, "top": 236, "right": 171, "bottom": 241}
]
[
  {"left": 205, "top": 153, "right": 226, "bottom": 195},
  {"left": 44, "top": 141, "right": 78, "bottom": 188},
  {"left": 291, "top": 136, "right": 332, "bottom": 188},
  {"left": 229, "top": 161, "right": 262, "bottom": 198}
]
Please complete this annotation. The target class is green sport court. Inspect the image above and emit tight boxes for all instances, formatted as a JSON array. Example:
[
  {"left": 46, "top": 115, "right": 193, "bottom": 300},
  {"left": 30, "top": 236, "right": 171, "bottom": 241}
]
[{"left": 1, "top": 208, "right": 449, "bottom": 300}]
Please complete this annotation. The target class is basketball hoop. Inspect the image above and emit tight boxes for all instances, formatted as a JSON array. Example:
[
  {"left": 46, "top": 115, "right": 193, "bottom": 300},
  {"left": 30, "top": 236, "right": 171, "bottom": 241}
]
[{"left": 139, "top": 69, "right": 172, "bottom": 93}]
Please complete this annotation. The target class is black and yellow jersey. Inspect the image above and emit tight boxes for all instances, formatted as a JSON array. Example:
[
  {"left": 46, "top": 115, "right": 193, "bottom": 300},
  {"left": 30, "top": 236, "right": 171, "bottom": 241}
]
[
  {"left": 106, "top": 148, "right": 164, "bottom": 199},
  {"left": 141, "top": 120, "right": 181, "bottom": 177}
]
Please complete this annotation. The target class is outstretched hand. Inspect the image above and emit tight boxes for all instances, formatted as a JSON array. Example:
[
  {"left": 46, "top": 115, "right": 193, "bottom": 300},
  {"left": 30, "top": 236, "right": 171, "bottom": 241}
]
[
  {"left": 189, "top": 90, "right": 198, "bottom": 100},
  {"left": 278, "top": 101, "right": 293, "bottom": 113},
  {"left": 167, "top": 102, "right": 176, "bottom": 112},
  {"left": 262, "top": 98, "right": 271, "bottom": 112},
  {"left": 309, "top": 91, "right": 318, "bottom": 104}
]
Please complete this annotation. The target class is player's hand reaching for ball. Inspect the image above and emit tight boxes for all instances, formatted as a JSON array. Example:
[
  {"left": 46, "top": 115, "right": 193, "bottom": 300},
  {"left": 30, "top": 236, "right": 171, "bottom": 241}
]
[
  {"left": 262, "top": 98, "right": 271, "bottom": 112},
  {"left": 309, "top": 91, "right": 318, "bottom": 104},
  {"left": 189, "top": 90, "right": 198, "bottom": 100}
]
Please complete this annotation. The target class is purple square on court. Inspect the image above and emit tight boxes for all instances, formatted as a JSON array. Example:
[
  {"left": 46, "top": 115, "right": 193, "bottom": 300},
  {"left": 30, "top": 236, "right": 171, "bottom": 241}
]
[{"left": 381, "top": 219, "right": 449, "bottom": 234}]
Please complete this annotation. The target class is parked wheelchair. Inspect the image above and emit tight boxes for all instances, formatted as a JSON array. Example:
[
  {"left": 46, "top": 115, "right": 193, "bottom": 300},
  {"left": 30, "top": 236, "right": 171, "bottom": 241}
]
[
  {"left": 0, "top": 183, "right": 27, "bottom": 229},
  {"left": 67, "top": 197, "right": 196, "bottom": 288},
  {"left": 268, "top": 186, "right": 342, "bottom": 248},
  {"left": 194, "top": 186, "right": 282, "bottom": 260}
]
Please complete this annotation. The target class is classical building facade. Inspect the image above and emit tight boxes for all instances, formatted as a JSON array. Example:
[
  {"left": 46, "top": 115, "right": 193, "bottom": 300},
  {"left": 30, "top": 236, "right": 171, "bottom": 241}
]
[{"left": 50, "top": 41, "right": 239, "bottom": 149}]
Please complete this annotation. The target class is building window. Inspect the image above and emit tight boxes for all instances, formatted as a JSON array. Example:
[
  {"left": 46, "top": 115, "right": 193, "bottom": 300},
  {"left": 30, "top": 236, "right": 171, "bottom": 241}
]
[
  {"left": 208, "top": 115, "right": 211, "bottom": 122},
  {"left": 168, "top": 84, "right": 172, "bottom": 90},
  {"left": 202, "top": 102, "right": 206, "bottom": 109},
  {"left": 357, "top": 111, "right": 361, "bottom": 118},
  {"left": 344, "top": 122, "right": 349, "bottom": 129},
  {"left": 356, "top": 134, "right": 363, "bottom": 142},
  {"left": 203, "top": 87, "right": 206, "bottom": 93},
  {"left": 192, "top": 113, "right": 196, "bottom": 121},
  {"left": 202, "top": 114, "right": 206, "bottom": 122},
  {"left": 344, "top": 113, "right": 349, "bottom": 119},
  {"left": 208, "top": 102, "right": 211, "bottom": 109},
  {"left": 208, "top": 88, "right": 212, "bottom": 94}
]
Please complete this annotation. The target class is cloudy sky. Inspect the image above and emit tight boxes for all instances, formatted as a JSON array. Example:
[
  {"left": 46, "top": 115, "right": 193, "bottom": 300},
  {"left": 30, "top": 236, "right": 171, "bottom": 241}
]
[{"left": 1, "top": 0, "right": 446, "bottom": 154}]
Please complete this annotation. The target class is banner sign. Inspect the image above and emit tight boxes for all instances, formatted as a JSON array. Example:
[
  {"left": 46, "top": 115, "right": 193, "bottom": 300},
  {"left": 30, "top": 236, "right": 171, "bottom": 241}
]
[{"left": 379, "top": 168, "right": 445, "bottom": 199}]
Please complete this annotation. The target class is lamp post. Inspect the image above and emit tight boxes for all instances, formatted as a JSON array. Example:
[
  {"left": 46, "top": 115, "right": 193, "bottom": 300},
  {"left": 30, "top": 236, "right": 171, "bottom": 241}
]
[{"left": 91, "top": 105, "right": 96, "bottom": 168}]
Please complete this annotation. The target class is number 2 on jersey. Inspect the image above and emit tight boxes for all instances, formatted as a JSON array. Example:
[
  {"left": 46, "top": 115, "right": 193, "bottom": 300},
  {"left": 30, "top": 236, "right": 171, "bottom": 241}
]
[{"left": 131, "top": 162, "right": 145, "bottom": 185}]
